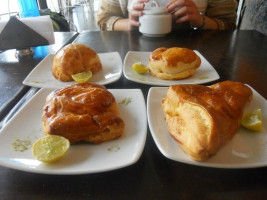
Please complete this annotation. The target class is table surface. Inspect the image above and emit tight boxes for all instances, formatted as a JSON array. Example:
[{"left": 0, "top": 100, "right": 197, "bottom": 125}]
[{"left": 0, "top": 30, "right": 267, "bottom": 200}]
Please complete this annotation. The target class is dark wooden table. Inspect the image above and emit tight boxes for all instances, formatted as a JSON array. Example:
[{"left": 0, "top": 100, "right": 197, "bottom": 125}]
[
  {"left": 0, "top": 30, "right": 267, "bottom": 200},
  {"left": 0, "top": 31, "right": 78, "bottom": 125}
]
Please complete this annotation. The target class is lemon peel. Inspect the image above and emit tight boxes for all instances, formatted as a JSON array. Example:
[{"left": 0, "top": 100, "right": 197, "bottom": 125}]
[
  {"left": 72, "top": 71, "right": 92, "bottom": 83},
  {"left": 32, "top": 135, "right": 70, "bottom": 163},
  {"left": 132, "top": 62, "right": 148, "bottom": 74},
  {"left": 241, "top": 109, "right": 263, "bottom": 132}
]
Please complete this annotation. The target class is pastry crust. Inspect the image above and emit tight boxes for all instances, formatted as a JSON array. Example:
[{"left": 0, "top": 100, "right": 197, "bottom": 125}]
[
  {"left": 42, "top": 83, "right": 124, "bottom": 144},
  {"left": 161, "top": 81, "right": 253, "bottom": 161},
  {"left": 148, "top": 47, "right": 201, "bottom": 80},
  {"left": 52, "top": 43, "right": 102, "bottom": 82}
]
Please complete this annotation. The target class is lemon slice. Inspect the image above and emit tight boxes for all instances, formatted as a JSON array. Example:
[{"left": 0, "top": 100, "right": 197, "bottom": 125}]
[
  {"left": 32, "top": 135, "right": 70, "bottom": 163},
  {"left": 241, "top": 109, "right": 263, "bottom": 132},
  {"left": 72, "top": 71, "right": 92, "bottom": 83},
  {"left": 132, "top": 62, "right": 148, "bottom": 74}
]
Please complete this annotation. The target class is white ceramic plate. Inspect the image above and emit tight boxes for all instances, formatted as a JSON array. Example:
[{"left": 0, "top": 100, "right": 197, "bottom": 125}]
[
  {"left": 147, "top": 86, "right": 267, "bottom": 168},
  {"left": 123, "top": 51, "right": 219, "bottom": 86},
  {"left": 0, "top": 89, "right": 147, "bottom": 174},
  {"left": 23, "top": 52, "right": 122, "bottom": 88}
]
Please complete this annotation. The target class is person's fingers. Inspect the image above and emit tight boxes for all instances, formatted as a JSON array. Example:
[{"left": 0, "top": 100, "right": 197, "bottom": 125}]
[
  {"left": 129, "top": 19, "right": 140, "bottom": 27},
  {"left": 166, "top": 0, "right": 183, "bottom": 10},
  {"left": 167, "top": 0, "right": 194, "bottom": 11},
  {"left": 167, "top": 0, "right": 196, "bottom": 13},
  {"left": 136, "top": 0, "right": 149, "bottom": 4},
  {"left": 132, "top": 2, "right": 145, "bottom": 12},
  {"left": 130, "top": 9, "right": 143, "bottom": 18},
  {"left": 136, "top": 0, "right": 149, "bottom": 3},
  {"left": 172, "top": 6, "right": 196, "bottom": 21},
  {"left": 166, "top": 0, "right": 200, "bottom": 24},
  {"left": 129, "top": 2, "right": 145, "bottom": 28}
]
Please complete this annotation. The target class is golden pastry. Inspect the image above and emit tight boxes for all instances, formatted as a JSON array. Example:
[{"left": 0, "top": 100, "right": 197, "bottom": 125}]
[
  {"left": 161, "top": 81, "right": 253, "bottom": 161},
  {"left": 42, "top": 83, "right": 125, "bottom": 144},
  {"left": 52, "top": 43, "right": 102, "bottom": 82},
  {"left": 148, "top": 47, "right": 201, "bottom": 80}
]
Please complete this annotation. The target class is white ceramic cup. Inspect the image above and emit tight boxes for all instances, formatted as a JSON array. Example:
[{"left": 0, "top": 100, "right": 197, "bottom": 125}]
[{"left": 139, "top": 5, "right": 172, "bottom": 37}]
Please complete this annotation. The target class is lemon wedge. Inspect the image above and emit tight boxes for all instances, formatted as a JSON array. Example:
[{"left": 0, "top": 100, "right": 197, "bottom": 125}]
[
  {"left": 132, "top": 62, "right": 148, "bottom": 74},
  {"left": 241, "top": 109, "right": 263, "bottom": 132},
  {"left": 72, "top": 71, "right": 92, "bottom": 83},
  {"left": 32, "top": 135, "right": 70, "bottom": 163}
]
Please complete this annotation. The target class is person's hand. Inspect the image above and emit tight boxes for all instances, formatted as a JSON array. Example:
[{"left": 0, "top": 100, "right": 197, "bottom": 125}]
[
  {"left": 129, "top": 0, "right": 150, "bottom": 29},
  {"left": 166, "top": 0, "right": 204, "bottom": 28}
]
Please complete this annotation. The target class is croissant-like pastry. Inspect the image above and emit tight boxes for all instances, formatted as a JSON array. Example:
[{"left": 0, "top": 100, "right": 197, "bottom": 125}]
[
  {"left": 42, "top": 83, "right": 124, "bottom": 144},
  {"left": 161, "top": 81, "right": 253, "bottom": 161},
  {"left": 52, "top": 43, "right": 102, "bottom": 82}
]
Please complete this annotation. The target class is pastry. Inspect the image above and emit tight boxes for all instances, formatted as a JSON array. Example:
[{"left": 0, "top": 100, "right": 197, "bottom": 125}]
[
  {"left": 42, "top": 83, "right": 125, "bottom": 144},
  {"left": 148, "top": 47, "right": 201, "bottom": 80},
  {"left": 52, "top": 43, "right": 102, "bottom": 82},
  {"left": 161, "top": 81, "right": 253, "bottom": 161}
]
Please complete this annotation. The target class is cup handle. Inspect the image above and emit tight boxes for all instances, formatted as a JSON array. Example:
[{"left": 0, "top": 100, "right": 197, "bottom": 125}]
[{"left": 151, "top": 0, "right": 159, "bottom": 7}]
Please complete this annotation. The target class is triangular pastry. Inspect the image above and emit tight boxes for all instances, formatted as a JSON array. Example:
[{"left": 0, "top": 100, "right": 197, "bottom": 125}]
[{"left": 161, "top": 81, "right": 253, "bottom": 161}]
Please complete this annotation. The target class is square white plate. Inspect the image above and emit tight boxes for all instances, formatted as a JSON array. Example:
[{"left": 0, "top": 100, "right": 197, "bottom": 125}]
[
  {"left": 23, "top": 52, "right": 122, "bottom": 88},
  {"left": 0, "top": 89, "right": 147, "bottom": 174},
  {"left": 123, "top": 51, "right": 219, "bottom": 86},
  {"left": 147, "top": 86, "right": 267, "bottom": 168}
]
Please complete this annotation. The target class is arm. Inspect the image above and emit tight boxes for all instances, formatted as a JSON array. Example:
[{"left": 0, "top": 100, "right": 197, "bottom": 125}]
[
  {"left": 166, "top": 0, "right": 238, "bottom": 30},
  {"left": 96, "top": 0, "right": 128, "bottom": 31},
  {"left": 206, "top": 0, "right": 238, "bottom": 30},
  {"left": 96, "top": 0, "right": 149, "bottom": 31},
  {"left": 115, "top": 0, "right": 149, "bottom": 31}
]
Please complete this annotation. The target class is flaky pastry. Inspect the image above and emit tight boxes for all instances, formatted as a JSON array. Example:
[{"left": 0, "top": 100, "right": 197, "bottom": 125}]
[
  {"left": 148, "top": 47, "right": 201, "bottom": 80},
  {"left": 52, "top": 43, "right": 102, "bottom": 82},
  {"left": 161, "top": 81, "right": 253, "bottom": 161},
  {"left": 42, "top": 83, "right": 125, "bottom": 144}
]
